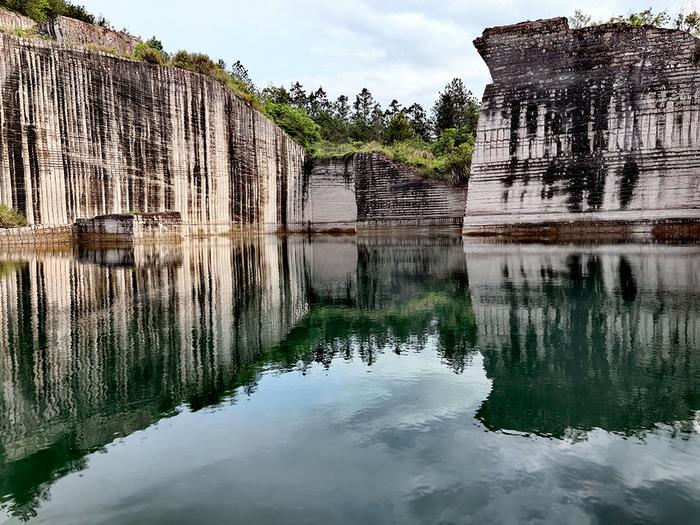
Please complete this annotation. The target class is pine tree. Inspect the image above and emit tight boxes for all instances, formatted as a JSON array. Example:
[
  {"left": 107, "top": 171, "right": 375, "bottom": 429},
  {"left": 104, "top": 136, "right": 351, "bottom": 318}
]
[{"left": 432, "top": 79, "right": 480, "bottom": 136}]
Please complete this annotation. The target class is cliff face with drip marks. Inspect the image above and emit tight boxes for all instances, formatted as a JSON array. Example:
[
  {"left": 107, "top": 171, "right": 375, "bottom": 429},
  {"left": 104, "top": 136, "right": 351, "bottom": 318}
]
[
  {"left": 303, "top": 153, "right": 468, "bottom": 233},
  {"left": 465, "top": 18, "right": 700, "bottom": 239},
  {"left": 0, "top": 33, "right": 306, "bottom": 233}
]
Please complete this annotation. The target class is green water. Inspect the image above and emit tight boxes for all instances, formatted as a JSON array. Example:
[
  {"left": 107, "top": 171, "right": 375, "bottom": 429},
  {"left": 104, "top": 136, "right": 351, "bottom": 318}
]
[{"left": 0, "top": 237, "right": 698, "bottom": 524}]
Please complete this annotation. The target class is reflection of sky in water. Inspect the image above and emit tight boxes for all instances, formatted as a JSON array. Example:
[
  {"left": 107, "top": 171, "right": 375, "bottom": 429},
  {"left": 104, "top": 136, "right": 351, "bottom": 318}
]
[
  {"left": 15, "top": 347, "right": 700, "bottom": 525},
  {"left": 0, "top": 238, "right": 698, "bottom": 524}
]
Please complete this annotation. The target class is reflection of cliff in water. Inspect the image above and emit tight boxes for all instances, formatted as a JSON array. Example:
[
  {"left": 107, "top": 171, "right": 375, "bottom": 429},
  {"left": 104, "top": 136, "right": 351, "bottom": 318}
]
[
  {"left": 1, "top": 239, "right": 699, "bottom": 520},
  {"left": 0, "top": 237, "right": 475, "bottom": 520},
  {"left": 467, "top": 245, "right": 700, "bottom": 438},
  {"left": 0, "top": 237, "right": 309, "bottom": 520}
]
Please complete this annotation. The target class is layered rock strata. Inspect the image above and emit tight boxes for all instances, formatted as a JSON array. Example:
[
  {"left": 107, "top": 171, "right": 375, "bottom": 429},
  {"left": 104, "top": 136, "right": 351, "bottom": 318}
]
[
  {"left": 303, "top": 153, "right": 468, "bottom": 233},
  {"left": 465, "top": 18, "right": 700, "bottom": 240},
  {"left": 74, "top": 212, "right": 184, "bottom": 244}
]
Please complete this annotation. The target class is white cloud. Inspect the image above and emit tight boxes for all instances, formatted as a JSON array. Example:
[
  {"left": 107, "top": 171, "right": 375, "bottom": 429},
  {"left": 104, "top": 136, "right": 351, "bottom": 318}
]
[{"left": 83, "top": 0, "right": 690, "bottom": 109}]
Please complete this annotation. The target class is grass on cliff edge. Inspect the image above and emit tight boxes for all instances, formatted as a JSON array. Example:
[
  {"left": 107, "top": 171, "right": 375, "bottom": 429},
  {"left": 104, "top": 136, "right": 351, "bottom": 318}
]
[
  {"left": 0, "top": 205, "right": 27, "bottom": 228},
  {"left": 312, "top": 136, "right": 474, "bottom": 186}
]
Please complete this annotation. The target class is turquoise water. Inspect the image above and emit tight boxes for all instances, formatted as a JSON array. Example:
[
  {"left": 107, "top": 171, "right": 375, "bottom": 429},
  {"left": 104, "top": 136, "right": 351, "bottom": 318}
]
[{"left": 0, "top": 237, "right": 698, "bottom": 524}]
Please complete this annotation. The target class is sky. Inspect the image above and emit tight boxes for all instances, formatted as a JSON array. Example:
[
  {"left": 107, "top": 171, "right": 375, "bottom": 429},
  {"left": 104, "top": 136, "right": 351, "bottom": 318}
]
[{"left": 82, "top": 0, "right": 696, "bottom": 109}]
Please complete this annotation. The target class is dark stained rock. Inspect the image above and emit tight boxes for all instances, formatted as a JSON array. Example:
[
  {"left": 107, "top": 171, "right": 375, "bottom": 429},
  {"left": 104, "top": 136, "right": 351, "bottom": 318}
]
[
  {"left": 0, "top": 33, "right": 306, "bottom": 234},
  {"left": 465, "top": 18, "right": 700, "bottom": 240}
]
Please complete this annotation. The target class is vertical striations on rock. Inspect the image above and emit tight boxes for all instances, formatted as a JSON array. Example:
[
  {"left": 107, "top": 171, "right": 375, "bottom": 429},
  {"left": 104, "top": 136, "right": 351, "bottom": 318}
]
[
  {"left": 0, "top": 8, "right": 35, "bottom": 31},
  {"left": 39, "top": 16, "right": 141, "bottom": 55},
  {"left": 0, "top": 34, "right": 306, "bottom": 233},
  {"left": 465, "top": 18, "right": 700, "bottom": 239}
]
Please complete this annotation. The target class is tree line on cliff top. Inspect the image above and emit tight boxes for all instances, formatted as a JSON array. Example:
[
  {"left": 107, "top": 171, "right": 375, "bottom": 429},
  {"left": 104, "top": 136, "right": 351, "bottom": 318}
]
[
  {"left": 0, "top": 0, "right": 107, "bottom": 25},
  {"left": 570, "top": 7, "right": 700, "bottom": 35}
]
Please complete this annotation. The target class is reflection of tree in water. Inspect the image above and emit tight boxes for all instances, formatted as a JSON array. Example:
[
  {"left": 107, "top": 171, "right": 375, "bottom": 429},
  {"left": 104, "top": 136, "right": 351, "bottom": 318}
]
[
  {"left": 267, "top": 281, "right": 477, "bottom": 376},
  {"left": 476, "top": 254, "right": 700, "bottom": 439},
  {"left": 0, "top": 238, "right": 477, "bottom": 520},
  {"left": 0, "top": 434, "right": 88, "bottom": 521}
]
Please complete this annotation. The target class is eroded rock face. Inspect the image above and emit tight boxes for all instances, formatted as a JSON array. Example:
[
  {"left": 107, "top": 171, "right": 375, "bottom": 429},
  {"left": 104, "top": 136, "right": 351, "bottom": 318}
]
[
  {"left": 39, "top": 16, "right": 141, "bottom": 55},
  {"left": 0, "top": 8, "right": 34, "bottom": 31},
  {"left": 303, "top": 153, "right": 468, "bottom": 233},
  {"left": 465, "top": 18, "right": 700, "bottom": 239},
  {"left": 0, "top": 34, "right": 306, "bottom": 233}
]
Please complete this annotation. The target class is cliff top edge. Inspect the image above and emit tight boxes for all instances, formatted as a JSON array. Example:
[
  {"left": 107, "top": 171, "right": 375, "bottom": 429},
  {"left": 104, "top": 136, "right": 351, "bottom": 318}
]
[{"left": 475, "top": 16, "right": 700, "bottom": 43}]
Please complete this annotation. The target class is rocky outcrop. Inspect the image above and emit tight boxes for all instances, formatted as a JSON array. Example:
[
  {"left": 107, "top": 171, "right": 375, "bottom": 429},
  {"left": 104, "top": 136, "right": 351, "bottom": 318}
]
[
  {"left": 303, "top": 153, "right": 468, "bottom": 233},
  {"left": 0, "top": 8, "right": 34, "bottom": 31},
  {"left": 0, "top": 33, "right": 306, "bottom": 233},
  {"left": 39, "top": 15, "right": 141, "bottom": 55},
  {"left": 74, "top": 212, "right": 183, "bottom": 244},
  {"left": 465, "top": 18, "right": 700, "bottom": 239}
]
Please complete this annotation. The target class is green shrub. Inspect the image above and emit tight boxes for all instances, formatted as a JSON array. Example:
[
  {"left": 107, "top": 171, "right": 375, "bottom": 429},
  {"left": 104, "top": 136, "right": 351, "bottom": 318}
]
[
  {"left": 0, "top": 204, "right": 27, "bottom": 227},
  {"left": 0, "top": 0, "right": 96, "bottom": 23},
  {"left": 134, "top": 41, "right": 167, "bottom": 65},
  {"left": 382, "top": 113, "right": 418, "bottom": 145},
  {"left": 171, "top": 51, "right": 261, "bottom": 107},
  {"left": 263, "top": 102, "right": 322, "bottom": 149}
]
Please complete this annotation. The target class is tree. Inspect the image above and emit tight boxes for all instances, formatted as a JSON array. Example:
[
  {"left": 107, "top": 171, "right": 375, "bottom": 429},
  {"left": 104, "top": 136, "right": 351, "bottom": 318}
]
[
  {"left": 675, "top": 11, "right": 700, "bottom": 36},
  {"left": 308, "top": 87, "right": 330, "bottom": 119},
  {"left": 290, "top": 82, "right": 308, "bottom": 111},
  {"left": 369, "top": 103, "right": 386, "bottom": 142},
  {"left": 405, "top": 103, "right": 431, "bottom": 142},
  {"left": 351, "top": 88, "right": 378, "bottom": 142},
  {"left": 145, "top": 37, "right": 164, "bottom": 52},
  {"left": 569, "top": 10, "right": 593, "bottom": 29},
  {"left": 261, "top": 85, "right": 292, "bottom": 105},
  {"left": 263, "top": 102, "right": 321, "bottom": 149},
  {"left": 334, "top": 95, "right": 350, "bottom": 121},
  {"left": 610, "top": 8, "right": 670, "bottom": 27},
  {"left": 230, "top": 60, "right": 257, "bottom": 95},
  {"left": 385, "top": 99, "right": 402, "bottom": 119},
  {"left": 432, "top": 79, "right": 480, "bottom": 136},
  {"left": 383, "top": 113, "right": 417, "bottom": 145}
]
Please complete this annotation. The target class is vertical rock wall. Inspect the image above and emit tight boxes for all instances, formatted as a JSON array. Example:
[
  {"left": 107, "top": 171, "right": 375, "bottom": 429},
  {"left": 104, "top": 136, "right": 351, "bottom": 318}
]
[
  {"left": 465, "top": 18, "right": 700, "bottom": 238},
  {"left": 303, "top": 153, "right": 468, "bottom": 232},
  {"left": 0, "top": 8, "right": 34, "bottom": 31},
  {"left": 39, "top": 16, "right": 141, "bottom": 55},
  {"left": 0, "top": 34, "right": 306, "bottom": 232}
]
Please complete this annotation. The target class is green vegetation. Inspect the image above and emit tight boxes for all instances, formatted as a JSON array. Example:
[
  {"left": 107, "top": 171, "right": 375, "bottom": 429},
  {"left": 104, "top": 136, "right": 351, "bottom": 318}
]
[
  {"left": 133, "top": 39, "right": 167, "bottom": 65},
  {"left": 570, "top": 7, "right": 700, "bottom": 36},
  {"left": 0, "top": 0, "right": 100, "bottom": 24},
  {"left": 263, "top": 102, "right": 321, "bottom": 149},
  {"left": 0, "top": 204, "right": 27, "bottom": 228},
  {"left": 262, "top": 79, "right": 480, "bottom": 184},
  {"left": 0, "top": 260, "right": 25, "bottom": 280}
]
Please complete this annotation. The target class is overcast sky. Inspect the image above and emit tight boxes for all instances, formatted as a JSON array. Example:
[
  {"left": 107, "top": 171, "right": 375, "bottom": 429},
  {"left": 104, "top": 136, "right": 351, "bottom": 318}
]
[{"left": 82, "top": 0, "right": 695, "bottom": 109}]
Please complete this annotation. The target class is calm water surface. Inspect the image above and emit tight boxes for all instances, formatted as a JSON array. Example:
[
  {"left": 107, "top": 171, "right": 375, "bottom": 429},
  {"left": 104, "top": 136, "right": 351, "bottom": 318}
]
[{"left": 0, "top": 237, "right": 698, "bottom": 524}]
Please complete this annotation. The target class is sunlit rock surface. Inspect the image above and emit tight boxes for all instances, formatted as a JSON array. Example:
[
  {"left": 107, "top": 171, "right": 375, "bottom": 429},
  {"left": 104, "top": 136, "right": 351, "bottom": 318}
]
[
  {"left": 304, "top": 154, "right": 468, "bottom": 233},
  {"left": 0, "top": 33, "right": 306, "bottom": 233},
  {"left": 465, "top": 18, "right": 700, "bottom": 239}
]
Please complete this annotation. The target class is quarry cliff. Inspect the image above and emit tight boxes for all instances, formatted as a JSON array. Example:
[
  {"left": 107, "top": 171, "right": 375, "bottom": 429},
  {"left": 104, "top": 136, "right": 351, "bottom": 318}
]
[{"left": 465, "top": 18, "right": 700, "bottom": 240}]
